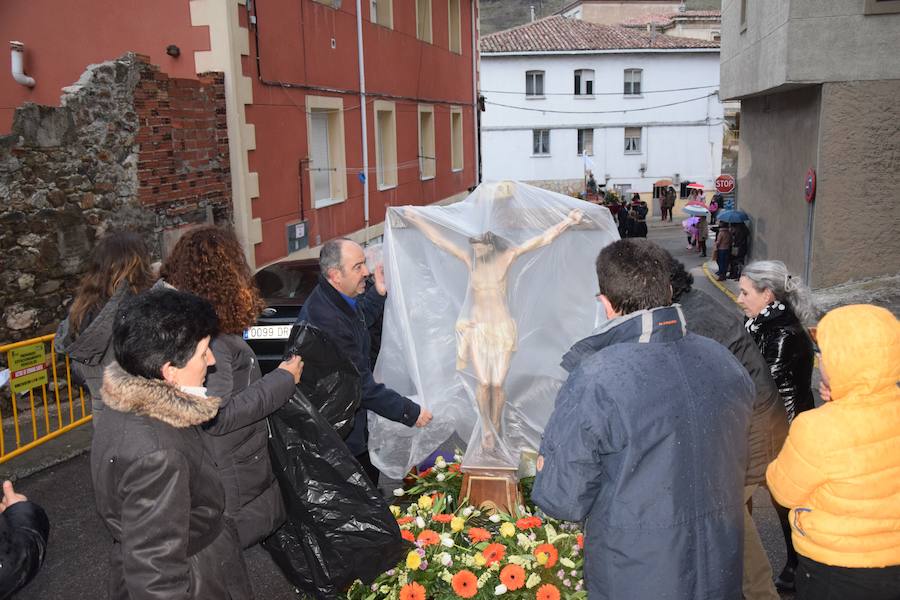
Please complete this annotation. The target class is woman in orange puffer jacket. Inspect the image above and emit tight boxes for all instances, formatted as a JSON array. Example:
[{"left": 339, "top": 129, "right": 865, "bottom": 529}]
[{"left": 766, "top": 304, "right": 900, "bottom": 600}]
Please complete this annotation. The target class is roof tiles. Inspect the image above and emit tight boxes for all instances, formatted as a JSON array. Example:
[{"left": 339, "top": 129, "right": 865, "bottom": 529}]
[{"left": 480, "top": 15, "right": 720, "bottom": 54}]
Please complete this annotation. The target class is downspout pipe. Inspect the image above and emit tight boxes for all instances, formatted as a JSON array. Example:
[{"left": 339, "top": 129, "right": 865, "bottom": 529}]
[
  {"left": 10, "top": 41, "right": 35, "bottom": 88},
  {"left": 471, "top": 0, "right": 480, "bottom": 186},
  {"left": 355, "top": 0, "right": 370, "bottom": 244}
]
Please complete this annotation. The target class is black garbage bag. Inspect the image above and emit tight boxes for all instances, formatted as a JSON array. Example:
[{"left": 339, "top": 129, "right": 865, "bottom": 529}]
[
  {"left": 284, "top": 321, "right": 361, "bottom": 438},
  {"left": 262, "top": 392, "right": 409, "bottom": 599}
]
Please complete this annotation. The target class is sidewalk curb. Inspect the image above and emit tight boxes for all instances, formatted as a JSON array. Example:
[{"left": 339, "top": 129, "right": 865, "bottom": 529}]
[{"left": 702, "top": 262, "right": 738, "bottom": 303}]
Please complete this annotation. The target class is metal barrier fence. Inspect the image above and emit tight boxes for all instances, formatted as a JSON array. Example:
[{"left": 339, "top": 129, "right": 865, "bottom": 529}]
[{"left": 0, "top": 334, "right": 91, "bottom": 463}]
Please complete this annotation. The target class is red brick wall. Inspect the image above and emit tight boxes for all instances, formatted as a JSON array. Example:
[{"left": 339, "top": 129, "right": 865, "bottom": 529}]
[{"left": 134, "top": 58, "right": 231, "bottom": 221}]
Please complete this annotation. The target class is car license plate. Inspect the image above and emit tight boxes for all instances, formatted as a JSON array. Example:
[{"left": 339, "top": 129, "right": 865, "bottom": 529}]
[{"left": 243, "top": 325, "right": 292, "bottom": 340}]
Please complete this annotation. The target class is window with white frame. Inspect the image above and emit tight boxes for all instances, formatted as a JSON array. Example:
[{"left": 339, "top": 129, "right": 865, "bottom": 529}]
[
  {"left": 448, "top": 0, "right": 461, "bottom": 53},
  {"left": 624, "top": 127, "right": 641, "bottom": 154},
  {"left": 574, "top": 69, "right": 594, "bottom": 96},
  {"left": 533, "top": 129, "right": 550, "bottom": 155},
  {"left": 370, "top": 0, "right": 393, "bottom": 28},
  {"left": 418, "top": 105, "right": 436, "bottom": 179},
  {"left": 374, "top": 101, "right": 397, "bottom": 189},
  {"left": 577, "top": 128, "right": 594, "bottom": 156},
  {"left": 526, "top": 71, "right": 545, "bottom": 97},
  {"left": 624, "top": 69, "right": 642, "bottom": 95},
  {"left": 416, "top": 0, "right": 433, "bottom": 43},
  {"left": 450, "top": 107, "right": 464, "bottom": 171},
  {"left": 306, "top": 96, "right": 347, "bottom": 207}
]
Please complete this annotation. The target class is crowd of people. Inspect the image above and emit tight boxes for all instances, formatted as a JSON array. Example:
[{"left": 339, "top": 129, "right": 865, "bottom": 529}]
[{"left": 4, "top": 214, "right": 892, "bottom": 599}]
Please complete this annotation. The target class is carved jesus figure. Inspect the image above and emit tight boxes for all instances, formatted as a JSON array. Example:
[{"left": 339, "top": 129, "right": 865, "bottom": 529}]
[{"left": 403, "top": 206, "right": 584, "bottom": 452}]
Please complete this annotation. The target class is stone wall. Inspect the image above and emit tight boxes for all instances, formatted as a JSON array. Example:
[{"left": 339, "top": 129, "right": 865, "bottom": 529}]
[{"left": 0, "top": 53, "right": 230, "bottom": 344}]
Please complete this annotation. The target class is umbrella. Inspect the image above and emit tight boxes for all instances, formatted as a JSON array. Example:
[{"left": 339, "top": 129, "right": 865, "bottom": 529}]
[
  {"left": 683, "top": 204, "right": 710, "bottom": 216},
  {"left": 681, "top": 217, "right": 699, "bottom": 232},
  {"left": 717, "top": 209, "right": 750, "bottom": 223},
  {"left": 686, "top": 182, "right": 704, "bottom": 191}
]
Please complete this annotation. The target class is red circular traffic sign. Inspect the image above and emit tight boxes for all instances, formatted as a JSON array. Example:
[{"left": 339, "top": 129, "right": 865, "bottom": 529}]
[
  {"left": 715, "top": 174, "right": 735, "bottom": 194},
  {"left": 805, "top": 168, "right": 816, "bottom": 203}
]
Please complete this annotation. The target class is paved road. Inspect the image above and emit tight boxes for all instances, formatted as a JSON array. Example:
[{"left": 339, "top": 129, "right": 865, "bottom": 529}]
[{"left": 16, "top": 220, "right": 795, "bottom": 599}]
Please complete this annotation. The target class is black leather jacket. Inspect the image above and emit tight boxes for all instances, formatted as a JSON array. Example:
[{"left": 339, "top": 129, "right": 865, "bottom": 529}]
[
  {"left": 745, "top": 303, "right": 815, "bottom": 421},
  {"left": 0, "top": 500, "right": 49, "bottom": 599}
]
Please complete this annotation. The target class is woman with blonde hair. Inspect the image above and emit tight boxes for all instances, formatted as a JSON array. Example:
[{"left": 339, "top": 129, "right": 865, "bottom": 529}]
[
  {"left": 55, "top": 231, "right": 153, "bottom": 414},
  {"left": 161, "top": 226, "right": 302, "bottom": 548},
  {"left": 738, "top": 259, "right": 817, "bottom": 591}
]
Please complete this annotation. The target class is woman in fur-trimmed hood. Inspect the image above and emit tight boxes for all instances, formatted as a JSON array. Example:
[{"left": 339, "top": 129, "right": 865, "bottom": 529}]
[{"left": 91, "top": 289, "right": 253, "bottom": 600}]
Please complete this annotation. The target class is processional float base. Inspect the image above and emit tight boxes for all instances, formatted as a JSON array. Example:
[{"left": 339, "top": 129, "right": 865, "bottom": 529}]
[{"left": 460, "top": 465, "right": 522, "bottom": 516}]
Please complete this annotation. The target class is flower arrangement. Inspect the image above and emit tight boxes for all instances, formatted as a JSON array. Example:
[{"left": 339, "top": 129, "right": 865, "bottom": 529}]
[{"left": 347, "top": 455, "right": 586, "bottom": 600}]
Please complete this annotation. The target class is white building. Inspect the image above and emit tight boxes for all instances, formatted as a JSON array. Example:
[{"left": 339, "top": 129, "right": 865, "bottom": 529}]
[{"left": 479, "top": 16, "right": 724, "bottom": 210}]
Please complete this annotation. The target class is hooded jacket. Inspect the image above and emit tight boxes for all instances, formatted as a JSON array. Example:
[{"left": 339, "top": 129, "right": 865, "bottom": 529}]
[
  {"left": 678, "top": 290, "right": 788, "bottom": 485},
  {"left": 202, "top": 333, "right": 295, "bottom": 548},
  {"left": 533, "top": 306, "right": 754, "bottom": 600},
  {"left": 54, "top": 283, "right": 131, "bottom": 413},
  {"left": 744, "top": 302, "right": 815, "bottom": 421},
  {"left": 91, "top": 363, "right": 253, "bottom": 600},
  {"left": 298, "top": 275, "right": 420, "bottom": 456},
  {"left": 767, "top": 304, "right": 900, "bottom": 569}
]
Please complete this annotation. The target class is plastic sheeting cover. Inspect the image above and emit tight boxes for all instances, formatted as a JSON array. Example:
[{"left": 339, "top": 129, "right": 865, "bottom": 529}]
[{"left": 368, "top": 181, "right": 620, "bottom": 477}]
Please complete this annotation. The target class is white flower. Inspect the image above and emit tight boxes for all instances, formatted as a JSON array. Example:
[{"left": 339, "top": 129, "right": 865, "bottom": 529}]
[
  {"left": 488, "top": 514, "right": 501, "bottom": 523},
  {"left": 463, "top": 506, "right": 474, "bottom": 516},
  {"left": 440, "top": 552, "right": 453, "bottom": 567},
  {"left": 435, "top": 455, "right": 447, "bottom": 469},
  {"left": 494, "top": 584, "right": 508, "bottom": 595},
  {"left": 436, "top": 473, "right": 446, "bottom": 482},
  {"left": 393, "top": 488, "right": 405, "bottom": 497},
  {"left": 441, "top": 536, "right": 454, "bottom": 548},
  {"left": 415, "top": 516, "right": 426, "bottom": 529}
]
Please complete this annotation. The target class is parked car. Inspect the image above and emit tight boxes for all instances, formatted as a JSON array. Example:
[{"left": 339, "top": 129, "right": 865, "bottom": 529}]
[{"left": 246, "top": 259, "right": 320, "bottom": 374}]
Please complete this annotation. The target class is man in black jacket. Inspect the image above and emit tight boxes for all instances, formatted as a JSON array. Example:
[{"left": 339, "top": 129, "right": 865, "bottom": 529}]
[
  {"left": 668, "top": 255, "right": 789, "bottom": 600},
  {"left": 299, "top": 238, "right": 432, "bottom": 485}
]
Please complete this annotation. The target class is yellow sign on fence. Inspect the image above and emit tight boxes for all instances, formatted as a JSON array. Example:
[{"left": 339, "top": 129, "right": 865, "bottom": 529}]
[{"left": 8, "top": 342, "right": 48, "bottom": 394}]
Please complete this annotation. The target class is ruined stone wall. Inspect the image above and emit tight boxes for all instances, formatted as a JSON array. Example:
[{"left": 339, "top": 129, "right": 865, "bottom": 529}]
[{"left": 0, "top": 53, "right": 230, "bottom": 344}]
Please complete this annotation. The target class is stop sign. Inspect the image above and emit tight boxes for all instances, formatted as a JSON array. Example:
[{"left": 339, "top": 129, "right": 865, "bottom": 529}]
[{"left": 715, "top": 174, "right": 735, "bottom": 194}]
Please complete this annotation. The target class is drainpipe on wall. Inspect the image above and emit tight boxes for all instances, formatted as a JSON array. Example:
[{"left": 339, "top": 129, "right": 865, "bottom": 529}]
[
  {"left": 10, "top": 41, "right": 35, "bottom": 87},
  {"left": 355, "top": 0, "right": 370, "bottom": 244},
  {"left": 471, "top": 0, "right": 480, "bottom": 186}
]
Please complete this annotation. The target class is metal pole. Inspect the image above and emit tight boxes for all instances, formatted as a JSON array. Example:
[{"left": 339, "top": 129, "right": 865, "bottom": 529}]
[{"left": 355, "top": 0, "right": 370, "bottom": 242}]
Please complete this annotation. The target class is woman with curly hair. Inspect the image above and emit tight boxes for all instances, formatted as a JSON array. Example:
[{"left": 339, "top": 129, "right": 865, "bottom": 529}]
[
  {"left": 55, "top": 231, "right": 153, "bottom": 415},
  {"left": 161, "top": 226, "right": 303, "bottom": 548}
]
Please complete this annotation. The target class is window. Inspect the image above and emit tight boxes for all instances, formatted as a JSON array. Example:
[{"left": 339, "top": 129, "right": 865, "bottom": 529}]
[
  {"left": 624, "top": 127, "right": 641, "bottom": 154},
  {"left": 450, "top": 107, "right": 464, "bottom": 171},
  {"left": 577, "top": 128, "right": 593, "bottom": 156},
  {"left": 865, "top": 0, "right": 900, "bottom": 14},
  {"left": 525, "top": 71, "right": 544, "bottom": 97},
  {"left": 448, "top": 0, "right": 461, "bottom": 53},
  {"left": 306, "top": 96, "right": 347, "bottom": 208},
  {"left": 374, "top": 101, "right": 397, "bottom": 189},
  {"left": 418, "top": 105, "right": 436, "bottom": 179},
  {"left": 680, "top": 181, "right": 695, "bottom": 198},
  {"left": 370, "top": 0, "right": 393, "bottom": 28},
  {"left": 416, "top": 0, "right": 432, "bottom": 43},
  {"left": 574, "top": 69, "right": 594, "bottom": 96},
  {"left": 533, "top": 129, "right": 550, "bottom": 155},
  {"left": 624, "top": 69, "right": 642, "bottom": 96}
]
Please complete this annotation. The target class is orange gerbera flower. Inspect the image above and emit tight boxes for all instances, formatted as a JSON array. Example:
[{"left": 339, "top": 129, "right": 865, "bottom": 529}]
[
  {"left": 401, "top": 529, "right": 415, "bottom": 543},
  {"left": 576, "top": 533, "right": 584, "bottom": 549},
  {"left": 451, "top": 570, "right": 478, "bottom": 598},
  {"left": 467, "top": 527, "right": 491, "bottom": 543},
  {"left": 418, "top": 468, "right": 433, "bottom": 478},
  {"left": 499, "top": 564, "right": 526, "bottom": 590},
  {"left": 536, "top": 583, "right": 561, "bottom": 600},
  {"left": 399, "top": 582, "right": 427, "bottom": 600},
  {"left": 483, "top": 542, "right": 506, "bottom": 566},
  {"left": 515, "top": 516, "right": 543, "bottom": 529},
  {"left": 449, "top": 463, "right": 461, "bottom": 472},
  {"left": 432, "top": 514, "right": 454, "bottom": 523},
  {"left": 417, "top": 529, "right": 441, "bottom": 546},
  {"left": 397, "top": 516, "right": 414, "bottom": 525},
  {"left": 534, "top": 543, "right": 559, "bottom": 568}
]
